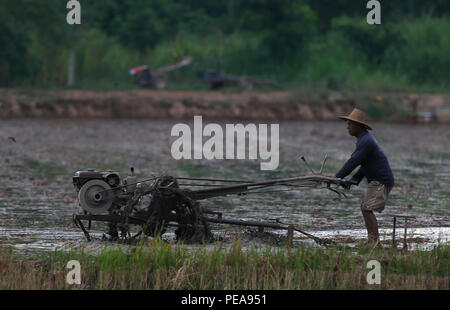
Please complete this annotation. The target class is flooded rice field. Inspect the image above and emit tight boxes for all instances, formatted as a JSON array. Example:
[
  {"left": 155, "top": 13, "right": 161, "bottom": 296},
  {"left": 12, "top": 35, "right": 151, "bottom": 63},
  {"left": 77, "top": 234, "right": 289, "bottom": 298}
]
[{"left": 0, "top": 119, "right": 449, "bottom": 254}]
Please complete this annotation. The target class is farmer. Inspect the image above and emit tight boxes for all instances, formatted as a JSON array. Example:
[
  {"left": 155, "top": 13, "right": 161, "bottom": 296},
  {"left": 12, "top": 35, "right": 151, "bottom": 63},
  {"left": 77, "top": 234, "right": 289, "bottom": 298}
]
[{"left": 335, "top": 108, "right": 394, "bottom": 245}]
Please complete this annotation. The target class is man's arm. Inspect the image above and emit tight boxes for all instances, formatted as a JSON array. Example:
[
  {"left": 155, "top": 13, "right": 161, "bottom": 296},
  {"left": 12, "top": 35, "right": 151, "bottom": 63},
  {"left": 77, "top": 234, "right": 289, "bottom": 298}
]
[
  {"left": 335, "top": 138, "right": 373, "bottom": 179},
  {"left": 350, "top": 167, "right": 364, "bottom": 184},
  {"left": 337, "top": 164, "right": 365, "bottom": 190}
]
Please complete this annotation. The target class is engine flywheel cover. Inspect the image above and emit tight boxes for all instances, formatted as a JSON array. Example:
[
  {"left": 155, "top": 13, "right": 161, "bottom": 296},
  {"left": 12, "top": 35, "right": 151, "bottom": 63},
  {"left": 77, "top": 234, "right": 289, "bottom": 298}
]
[{"left": 78, "top": 179, "right": 113, "bottom": 214}]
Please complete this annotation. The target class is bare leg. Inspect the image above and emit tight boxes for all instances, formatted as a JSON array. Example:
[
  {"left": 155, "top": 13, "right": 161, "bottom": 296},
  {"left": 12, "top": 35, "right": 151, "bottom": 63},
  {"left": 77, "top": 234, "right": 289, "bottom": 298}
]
[{"left": 362, "top": 210, "right": 380, "bottom": 244}]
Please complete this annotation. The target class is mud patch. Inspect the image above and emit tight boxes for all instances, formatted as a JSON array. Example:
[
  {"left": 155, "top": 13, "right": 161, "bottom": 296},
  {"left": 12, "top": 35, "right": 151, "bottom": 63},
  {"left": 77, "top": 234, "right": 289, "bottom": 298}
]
[{"left": 0, "top": 120, "right": 448, "bottom": 255}]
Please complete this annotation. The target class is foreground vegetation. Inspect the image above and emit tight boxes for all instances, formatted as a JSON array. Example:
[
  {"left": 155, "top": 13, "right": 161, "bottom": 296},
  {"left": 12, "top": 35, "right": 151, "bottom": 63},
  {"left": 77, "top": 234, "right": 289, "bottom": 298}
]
[{"left": 0, "top": 239, "right": 448, "bottom": 290}]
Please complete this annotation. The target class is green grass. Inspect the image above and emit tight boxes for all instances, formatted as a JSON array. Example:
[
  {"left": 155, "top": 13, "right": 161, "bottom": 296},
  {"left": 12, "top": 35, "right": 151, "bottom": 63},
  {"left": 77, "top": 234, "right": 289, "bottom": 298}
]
[
  {"left": 394, "top": 169, "right": 423, "bottom": 180},
  {"left": 23, "top": 159, "right": 68, "bottom": 181},
  {"left": 438, "top": 191, "right": 450, "bottom": 199},
  {"left": 179, "top": 162, "right": 212, "bottom": 178},
  {"left": 0, "top": 240, "right": 448, "bottom": 289}
]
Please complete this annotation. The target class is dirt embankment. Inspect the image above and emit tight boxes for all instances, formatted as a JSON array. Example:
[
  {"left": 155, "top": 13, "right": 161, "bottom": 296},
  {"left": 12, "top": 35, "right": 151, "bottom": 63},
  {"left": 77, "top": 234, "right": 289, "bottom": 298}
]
[{"left": 0, "top": 89, "right": 448, "bottom": 121}]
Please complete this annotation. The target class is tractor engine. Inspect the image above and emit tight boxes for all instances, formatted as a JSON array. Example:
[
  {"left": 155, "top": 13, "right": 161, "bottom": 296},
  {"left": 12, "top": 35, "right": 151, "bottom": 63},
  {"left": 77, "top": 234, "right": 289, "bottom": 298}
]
[
  {"left": 73, "top": 169, "right": 130, "bottom": 214},
  {"left": 72, "top": 169, "right": 212, "bottom": 241}
]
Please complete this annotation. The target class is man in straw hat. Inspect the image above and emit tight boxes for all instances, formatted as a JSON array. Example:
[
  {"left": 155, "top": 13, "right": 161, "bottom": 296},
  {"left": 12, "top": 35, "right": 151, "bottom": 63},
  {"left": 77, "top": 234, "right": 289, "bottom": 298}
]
[{"left": 335, "top": 108, "right": 394, "bottom": 245}]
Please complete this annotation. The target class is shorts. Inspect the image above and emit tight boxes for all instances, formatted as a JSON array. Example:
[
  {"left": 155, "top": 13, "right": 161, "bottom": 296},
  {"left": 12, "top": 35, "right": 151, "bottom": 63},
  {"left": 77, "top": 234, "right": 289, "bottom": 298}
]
[{"left": 360, "top": 181, "right": 392, "bottom": 213}]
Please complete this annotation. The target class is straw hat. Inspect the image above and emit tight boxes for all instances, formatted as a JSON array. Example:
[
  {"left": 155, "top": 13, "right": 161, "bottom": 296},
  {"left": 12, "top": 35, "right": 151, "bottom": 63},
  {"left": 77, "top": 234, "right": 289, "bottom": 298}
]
[{"left": 338, "top": 108, "right": 372, "bottom": 130}]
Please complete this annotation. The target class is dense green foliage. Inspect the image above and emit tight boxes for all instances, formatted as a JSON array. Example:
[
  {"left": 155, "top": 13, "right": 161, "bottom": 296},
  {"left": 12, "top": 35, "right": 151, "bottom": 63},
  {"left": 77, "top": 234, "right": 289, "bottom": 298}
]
[{"left": 0, "top": 0, "right": 449, "bottom": 91}]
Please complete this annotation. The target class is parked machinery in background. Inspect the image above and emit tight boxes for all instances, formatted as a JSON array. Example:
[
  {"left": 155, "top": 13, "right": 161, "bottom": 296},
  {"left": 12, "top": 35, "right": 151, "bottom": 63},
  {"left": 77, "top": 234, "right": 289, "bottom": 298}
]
[
  {"left": 129, "top": 56, "right": 193, "bottom": 89},
  {"left": 197, "top": 70, "right": 282, "bottom": 91},
  {"left": 129, "top": 56, "right": 281, "bottom": 91}
]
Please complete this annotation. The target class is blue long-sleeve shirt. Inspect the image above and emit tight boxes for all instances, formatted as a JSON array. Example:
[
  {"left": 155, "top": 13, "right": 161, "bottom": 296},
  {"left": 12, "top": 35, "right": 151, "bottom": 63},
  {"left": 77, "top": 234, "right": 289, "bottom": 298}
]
[{"left": 335, "top": 130, "right": 394, "bottom": 187}]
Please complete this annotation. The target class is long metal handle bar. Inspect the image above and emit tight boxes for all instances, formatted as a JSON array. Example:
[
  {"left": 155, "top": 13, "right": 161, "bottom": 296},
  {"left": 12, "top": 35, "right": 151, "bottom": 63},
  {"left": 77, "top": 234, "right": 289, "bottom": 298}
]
[
  {"left": 187, "top": 175, "right": 343, "bottom": 200},
  {"left": 176, "top": 177, "right": 254, "bottom": 183}
]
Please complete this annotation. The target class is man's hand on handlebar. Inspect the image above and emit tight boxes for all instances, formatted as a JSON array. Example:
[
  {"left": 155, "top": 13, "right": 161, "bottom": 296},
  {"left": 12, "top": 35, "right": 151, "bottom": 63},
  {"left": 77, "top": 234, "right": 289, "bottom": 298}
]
[{"left": 340, "top": 179, "right": 359, "bottom": 190}]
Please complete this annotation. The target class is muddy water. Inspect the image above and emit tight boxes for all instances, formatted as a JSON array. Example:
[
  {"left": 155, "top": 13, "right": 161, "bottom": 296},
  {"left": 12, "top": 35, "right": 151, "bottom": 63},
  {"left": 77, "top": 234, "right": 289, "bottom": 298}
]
[{"left": 0, "top": 120, "right": 449, "bottom": 254}]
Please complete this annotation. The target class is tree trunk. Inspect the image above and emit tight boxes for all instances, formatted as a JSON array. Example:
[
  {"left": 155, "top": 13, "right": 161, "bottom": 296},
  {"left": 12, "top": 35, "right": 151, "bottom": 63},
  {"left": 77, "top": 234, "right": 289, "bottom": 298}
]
[{"left": 67, "top": 48, "right": 76, "bottom": 87}]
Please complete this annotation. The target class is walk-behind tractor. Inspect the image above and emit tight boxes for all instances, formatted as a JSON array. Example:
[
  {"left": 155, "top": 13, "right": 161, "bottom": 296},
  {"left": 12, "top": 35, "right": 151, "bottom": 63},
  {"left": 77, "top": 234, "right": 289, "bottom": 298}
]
[
  {"left": 197, "top": 70, "right": 282, "bottom": 91},
  {"left": 72, "top": 156, "right": 348, "bottom": 245},
  {"left": 129, "top": 56, "right": 193, "bottom": 89}
]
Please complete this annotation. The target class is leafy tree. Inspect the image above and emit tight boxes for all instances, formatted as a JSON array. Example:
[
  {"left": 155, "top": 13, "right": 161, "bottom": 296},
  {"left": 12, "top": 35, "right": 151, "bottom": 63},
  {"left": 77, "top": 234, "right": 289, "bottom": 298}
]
[
  {"left": 383, "top": 17, "right": 450, "bottom": 85},
  {"left": 0, "top": 0, "right": 64, "bottom": 85},
  {"left": 0, "top": 20, "right": 28, "bottom": 85},
  {"left": 234, "top": 0, "right": 317, "bottom": 58},
  {"left": 307, "top": 0, "right": 450, "bottom": 32},
  {"left": 89, "top": 0, "right": 186, "bottom": 54},
  {"left": 329, "top": 17, "right": 400, "bottom": 66}
]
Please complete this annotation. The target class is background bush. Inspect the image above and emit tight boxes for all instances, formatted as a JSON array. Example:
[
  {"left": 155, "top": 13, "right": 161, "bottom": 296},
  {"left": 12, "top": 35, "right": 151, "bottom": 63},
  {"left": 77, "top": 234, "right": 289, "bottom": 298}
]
[{"left": 0, "top": 0, "right": 448, "bottom": 92}]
